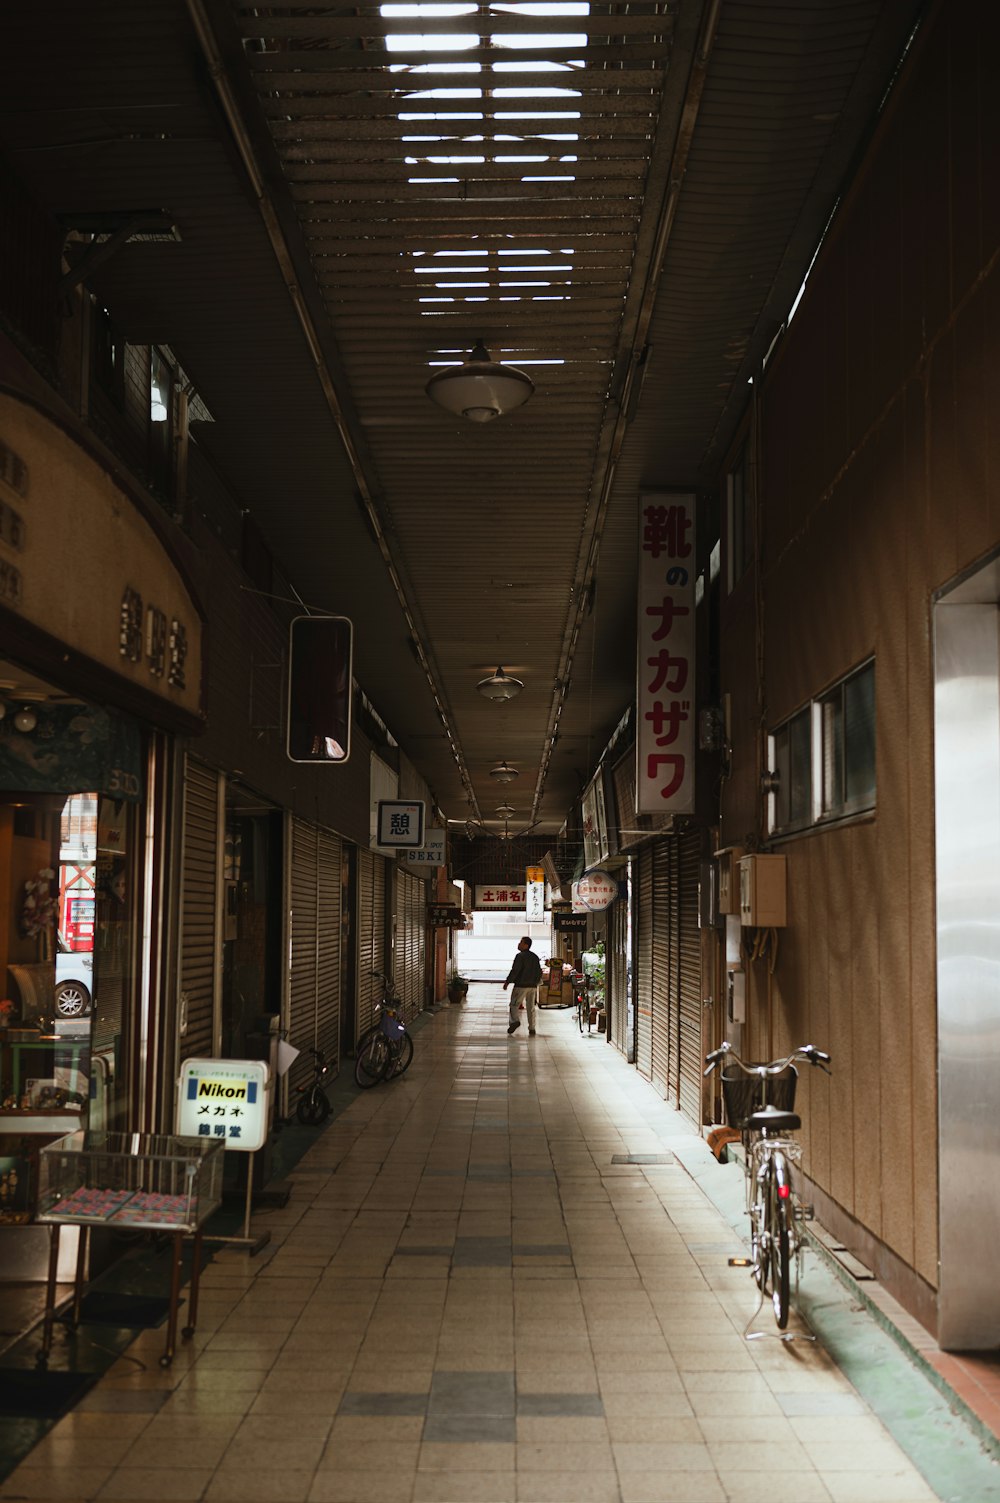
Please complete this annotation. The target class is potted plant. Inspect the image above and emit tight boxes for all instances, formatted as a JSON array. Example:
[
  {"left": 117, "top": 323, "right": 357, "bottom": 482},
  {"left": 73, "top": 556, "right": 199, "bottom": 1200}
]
[{"left": 447, "top": 967, "right": 469, "bottom": 1004}]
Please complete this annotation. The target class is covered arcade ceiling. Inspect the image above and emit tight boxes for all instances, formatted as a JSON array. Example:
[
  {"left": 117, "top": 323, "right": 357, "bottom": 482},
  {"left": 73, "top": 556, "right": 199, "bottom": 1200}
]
[{"left": 0, "top": 0, "right": 923, "bottom": 834}]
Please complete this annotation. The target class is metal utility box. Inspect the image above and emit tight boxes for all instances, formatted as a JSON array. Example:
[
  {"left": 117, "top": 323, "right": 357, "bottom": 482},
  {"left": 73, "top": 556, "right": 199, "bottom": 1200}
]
[
  {"left": 714, "top": 846, "right": 744, "bottom": 915},
  {"left": 739, "top": 854, "right": 786, "bottom": 927}
]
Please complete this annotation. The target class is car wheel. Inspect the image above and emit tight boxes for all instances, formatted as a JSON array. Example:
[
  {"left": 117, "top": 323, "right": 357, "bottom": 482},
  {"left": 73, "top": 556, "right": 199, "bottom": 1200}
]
[{"left": 55, "top": 980, "right": 91, "bottom": 1018}]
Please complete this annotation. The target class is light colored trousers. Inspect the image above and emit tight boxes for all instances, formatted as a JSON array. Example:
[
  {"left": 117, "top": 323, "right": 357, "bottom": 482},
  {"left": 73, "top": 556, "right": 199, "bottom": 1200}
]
[{"left": 509, "top": 986, "right": 537, "bottom": 1027}]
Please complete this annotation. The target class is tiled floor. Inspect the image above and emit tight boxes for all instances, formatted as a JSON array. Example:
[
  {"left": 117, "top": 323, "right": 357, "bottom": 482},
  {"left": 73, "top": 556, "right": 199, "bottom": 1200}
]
[{"left": 0, "top": 989, "right": 979, "bottom": 1502}]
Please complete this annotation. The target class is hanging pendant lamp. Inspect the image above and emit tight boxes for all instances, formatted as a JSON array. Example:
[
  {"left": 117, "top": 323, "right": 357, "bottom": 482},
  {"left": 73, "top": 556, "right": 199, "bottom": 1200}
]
[
  {"left": 476, "top": 665, "right": 524, "bottom": 701},
  {"left": 426, "top": 341, "right": 534, "bottom": 423}
]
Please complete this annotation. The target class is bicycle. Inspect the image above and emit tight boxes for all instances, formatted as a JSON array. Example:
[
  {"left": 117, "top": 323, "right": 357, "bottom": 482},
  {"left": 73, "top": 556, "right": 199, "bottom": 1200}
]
[
  {"left": 294, "top": 1046, "right": 332, "bottom": 1125},
  {"left": 353, "top": 972, "right": 413, "bottom": 1088},
  {"left": 704, "top": 1040, "right": 831, "bottom": 1337},
  {"left": 574, "top": 972, "right": 592, "bottom": 1034}
]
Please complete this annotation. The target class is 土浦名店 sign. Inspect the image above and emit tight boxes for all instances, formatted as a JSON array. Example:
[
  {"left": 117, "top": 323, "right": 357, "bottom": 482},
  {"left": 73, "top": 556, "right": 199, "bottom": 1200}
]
[
  {"left": 176, "top": 1059, "right": 270, "bottom": 1152},
  {"left": 475, "top": 885, "right": 527, "bottom": 910},
  {"left": 636, "top": 492, "right": 696, "bottom": 815}
]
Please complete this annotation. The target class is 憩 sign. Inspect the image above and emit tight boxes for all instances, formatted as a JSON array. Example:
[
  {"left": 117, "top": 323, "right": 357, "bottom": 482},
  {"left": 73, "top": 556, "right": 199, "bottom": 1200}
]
[
  {"left": 377, "top": 800, "right": 425, "bottom": 848},
  {"left": 637, "top": 491, "right": 696, "bottom": 814},
  {"left": 176, "top": 1059, "right": 270, "bottom": 1152}
]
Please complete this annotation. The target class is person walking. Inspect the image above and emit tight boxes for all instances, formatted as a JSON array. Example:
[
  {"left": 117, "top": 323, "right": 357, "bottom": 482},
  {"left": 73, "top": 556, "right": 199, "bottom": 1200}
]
[{"left": 503, "top": 935, "right": 542, "bottom": 1035}]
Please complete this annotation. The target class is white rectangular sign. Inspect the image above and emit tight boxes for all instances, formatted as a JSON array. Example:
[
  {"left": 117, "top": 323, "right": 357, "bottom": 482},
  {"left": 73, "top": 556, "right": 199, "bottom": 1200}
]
[
  {"left": 377, "top": 799, "right": 425, "bottom": 847},
  {"left": 636, "top": 492, "right": 697, "bottom": 815},
  {"left": 475, "top": 884, "right": 527, "bottom": 910},
  {"left": 177, "top": 1058, "right": 271, "bottom": 1152},
  {"left": 405, "top": 828, "right": 446, "bottom": 866},
  {"left": 526, "top": 881, "right": 545, "bottom": 920}
]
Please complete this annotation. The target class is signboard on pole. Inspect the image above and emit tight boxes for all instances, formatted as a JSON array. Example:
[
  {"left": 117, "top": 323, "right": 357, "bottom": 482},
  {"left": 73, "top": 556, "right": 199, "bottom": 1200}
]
[
  {"left": 637, "top": 492, "right": 696, "bottom": 814},
  {"left": 574, "top": 869, "right": 618, "bottom": 912},
  {"left": 177, "top": 1059, "right": 270, "bottom": 1152}
]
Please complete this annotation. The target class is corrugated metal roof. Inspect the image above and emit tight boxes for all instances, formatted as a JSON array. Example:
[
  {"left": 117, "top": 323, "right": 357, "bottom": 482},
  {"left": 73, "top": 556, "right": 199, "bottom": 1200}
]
[{"left": 0, "top": 0, "right": 924, "bottom": 835}]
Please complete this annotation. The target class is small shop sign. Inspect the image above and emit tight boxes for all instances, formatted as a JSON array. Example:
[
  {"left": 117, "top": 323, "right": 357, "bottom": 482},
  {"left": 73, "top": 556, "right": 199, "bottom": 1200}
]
[
  {"left": 427, "top": 903, "right": 465, "bottom": 928},
  {"left": 377, "top": 800, "right": 425, "bottom": 848},
  {"left": 406, "top": 828, "right": 446, "bottom": 866},
  {"left": 475, "top": 885, "right": 527, "bottom": 910},
  {"left": 176, "top": 1059, "right": 271, "bottom": 1152},
  {"left": 574, "top": 869, "right": 619, "bottom": 912}
]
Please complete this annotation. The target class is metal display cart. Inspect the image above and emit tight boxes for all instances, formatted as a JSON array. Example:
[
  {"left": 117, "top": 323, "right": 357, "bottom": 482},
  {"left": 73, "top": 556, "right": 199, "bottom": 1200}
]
[{"left": 35, "top": 1130, "right": 224, "bottom": 1366}]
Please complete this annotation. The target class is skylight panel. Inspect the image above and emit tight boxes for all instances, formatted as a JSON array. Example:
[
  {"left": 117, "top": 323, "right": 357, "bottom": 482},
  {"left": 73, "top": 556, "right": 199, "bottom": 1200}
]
[{"left": 385, "top": 32, "right": 478, "bottom": 51}]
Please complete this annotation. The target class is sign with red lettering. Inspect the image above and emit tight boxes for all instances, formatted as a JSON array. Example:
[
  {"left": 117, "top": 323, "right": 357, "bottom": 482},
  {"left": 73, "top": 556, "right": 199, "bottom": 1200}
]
[
  {"left": 475, "top": 885, "right": 527, "bottom": 910},
  {"left": 636, "top": 492, "right": 696, "bottom": 814}
]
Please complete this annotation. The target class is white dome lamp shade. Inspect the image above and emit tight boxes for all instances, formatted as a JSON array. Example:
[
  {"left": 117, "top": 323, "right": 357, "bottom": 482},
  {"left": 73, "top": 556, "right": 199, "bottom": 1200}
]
[
  {"left": 476, "top": 666, "right": 524, "bottom": 701},
  {"left": 426, "top": 341, "right": 534, "bottom": 423},
  {"left": 490, "top": 760, "right": 519, "bottom": 784}
]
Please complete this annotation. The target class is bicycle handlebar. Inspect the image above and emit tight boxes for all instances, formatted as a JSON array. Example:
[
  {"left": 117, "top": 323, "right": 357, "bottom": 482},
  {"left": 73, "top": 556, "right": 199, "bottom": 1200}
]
[{"left": 703, "top": 1041, "right": 831, "bottom": 1078}]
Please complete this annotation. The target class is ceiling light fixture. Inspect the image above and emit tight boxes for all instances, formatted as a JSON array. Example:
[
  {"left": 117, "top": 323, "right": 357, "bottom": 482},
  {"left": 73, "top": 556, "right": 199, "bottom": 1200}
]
[
  {"left": 426, "top": 340, "right": 535, "bottom": 423},
  {"left": 13, "top": 706, "right": 37, "bottom": 733},
  {"left": 476, "top": 665, "right": 524, "bottom": 701},
  {"left": 490, "top": 760, "right": 519, "bottom": 783},
  {"left": 495, "top": 803, "right": 516, "bottom": 818}
]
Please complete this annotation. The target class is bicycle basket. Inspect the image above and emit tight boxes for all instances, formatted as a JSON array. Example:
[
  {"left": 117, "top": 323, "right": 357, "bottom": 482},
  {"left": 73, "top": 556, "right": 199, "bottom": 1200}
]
[
  {"left": 380, "top": 1009, "right": 405, "bottom": 1040},
  {"left": 721, "top": 1065, "right": 797, "bottom": 1129}
]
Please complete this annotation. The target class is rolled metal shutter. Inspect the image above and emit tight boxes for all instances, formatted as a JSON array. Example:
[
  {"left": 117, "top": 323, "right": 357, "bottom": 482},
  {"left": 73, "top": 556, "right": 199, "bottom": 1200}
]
[
  {"left": 677, "top": 829, "right": 705, "bottom": 1128},
  {"left": 635, "top": 844, "right": 653, "bottom": 1080},
  {"left": 650, "top": 840, "right": 673, "bottom": 1103},
  {"left": 288, "top": 817, "right": 342, "bottom": 1093},
  {"left": 608, "top": 894, "right": 628, "bottom": 1056},
  {"left": 393, "top": 866, "right": 426, "bottom": 1021},
  {"left": 178, "top": 757, "right": 221, "bottom": 1062},
  {"left": 357, "top": 848, "right": 387, "bottom": 1037}
]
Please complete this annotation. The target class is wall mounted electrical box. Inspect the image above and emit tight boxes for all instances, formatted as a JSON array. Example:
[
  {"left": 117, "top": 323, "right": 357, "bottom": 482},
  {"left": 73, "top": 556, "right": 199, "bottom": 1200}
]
[
  {"left": 714, "top": 846, "right": 744, "bottom": 915},
  {"left": 739, "top": 853, "right": 787, "bottom": 927}
]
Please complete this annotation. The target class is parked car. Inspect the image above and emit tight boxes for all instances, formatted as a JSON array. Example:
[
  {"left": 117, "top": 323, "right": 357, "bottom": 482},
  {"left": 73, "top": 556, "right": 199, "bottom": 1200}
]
[{"left": 55, "top": 933, "right": 93, "bottom": 1018}]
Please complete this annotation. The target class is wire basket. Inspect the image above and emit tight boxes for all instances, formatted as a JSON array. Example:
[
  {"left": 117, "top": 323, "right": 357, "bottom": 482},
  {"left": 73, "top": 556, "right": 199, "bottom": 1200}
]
[{"left": 721, "top": 1065, "right": 797, "bottom": 1129}]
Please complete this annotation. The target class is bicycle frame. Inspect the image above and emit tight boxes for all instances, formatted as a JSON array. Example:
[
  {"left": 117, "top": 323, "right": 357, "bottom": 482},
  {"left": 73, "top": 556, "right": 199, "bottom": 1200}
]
[{"left": 705, "top": 1040, "right": 830, "bottom": 1341}]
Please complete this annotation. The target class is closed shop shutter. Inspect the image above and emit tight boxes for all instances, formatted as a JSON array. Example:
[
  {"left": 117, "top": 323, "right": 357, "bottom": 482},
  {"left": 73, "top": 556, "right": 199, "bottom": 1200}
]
[
  {"left": 635, "top": 844, "right": 653, "bottom": 1080},
  {"left": 288, "top": 817, "right": 342, "bottom": 1093},
  {"left": 178, "top": 757, "right": 221, "bottom": 1062},
  {"left": 356, "top": 848, "right": 387, "bottom": 1037},
  {"left": 677, "top": 829, "right": 704, "bottom": 1128},
  {"left": 650, "top": 840, "right": 673, "bottom": 1102},
  {"left": 393, "top": 866, "right": 426, "bottom": 1021},
  {"left": 608, "top": 894, "right": 628, "bottom": 1057}
]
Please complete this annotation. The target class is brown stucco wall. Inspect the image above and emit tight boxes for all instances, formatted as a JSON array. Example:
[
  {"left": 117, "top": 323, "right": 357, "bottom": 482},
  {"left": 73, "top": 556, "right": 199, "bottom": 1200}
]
[{"left": 719, "top": 0, "right": 1000, "bottom": 1298}]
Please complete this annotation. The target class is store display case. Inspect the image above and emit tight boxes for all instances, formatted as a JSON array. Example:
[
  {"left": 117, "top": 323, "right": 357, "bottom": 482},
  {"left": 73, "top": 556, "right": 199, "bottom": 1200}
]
[{"left": 37, "top": 1131, "right": 224, "bottom": 1234}]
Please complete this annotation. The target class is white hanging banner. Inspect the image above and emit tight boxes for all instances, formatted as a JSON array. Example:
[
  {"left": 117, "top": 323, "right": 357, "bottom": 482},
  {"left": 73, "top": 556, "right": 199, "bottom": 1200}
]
[
  {"left": 636, "top": 492, "right": 697, "bottom": 815},
  {"left": 525, "top": 865, "right": 545, "bottom": 920}
]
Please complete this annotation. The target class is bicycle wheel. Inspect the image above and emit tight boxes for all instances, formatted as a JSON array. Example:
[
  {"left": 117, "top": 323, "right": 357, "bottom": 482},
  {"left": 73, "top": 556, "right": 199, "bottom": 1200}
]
[
  {"left": 385, "top": 1032, "right": 414, "bottom": 1079},
  {"left": 749, "top": 1165, "right": 768, "bottom": 1292},
  {"left": 354, "top": 1033, "right": 390, "bottom": 1088},
  {"left": 296, "top": 1087, "right": 331, "bottom": 1126},
  {"left": 771, "top": 1195, "right": 791, "bottom": 1328}
]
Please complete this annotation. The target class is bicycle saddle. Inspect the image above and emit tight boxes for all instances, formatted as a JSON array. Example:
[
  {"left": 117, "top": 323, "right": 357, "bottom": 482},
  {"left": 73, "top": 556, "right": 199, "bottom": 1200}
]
[{"left": 748, "top": 1104, "right": 801, "bottom": 1133}]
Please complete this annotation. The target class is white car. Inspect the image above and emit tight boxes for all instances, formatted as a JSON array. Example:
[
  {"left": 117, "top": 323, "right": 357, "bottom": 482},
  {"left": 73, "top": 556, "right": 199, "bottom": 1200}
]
[{"left": 55, "top": 934, "right": 93, "bottom": 1019}]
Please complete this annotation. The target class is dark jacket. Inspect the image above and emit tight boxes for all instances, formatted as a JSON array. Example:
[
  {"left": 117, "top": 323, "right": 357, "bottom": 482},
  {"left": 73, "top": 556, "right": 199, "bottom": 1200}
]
[{"left": 506, "top": 949, "right": 542, "bottom": 987}]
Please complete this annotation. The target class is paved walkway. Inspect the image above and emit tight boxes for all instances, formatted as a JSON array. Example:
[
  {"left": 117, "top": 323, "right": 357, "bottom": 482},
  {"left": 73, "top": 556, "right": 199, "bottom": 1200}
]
[{"left": 2, "top": 988, "right": 995, "bottom": 1503}]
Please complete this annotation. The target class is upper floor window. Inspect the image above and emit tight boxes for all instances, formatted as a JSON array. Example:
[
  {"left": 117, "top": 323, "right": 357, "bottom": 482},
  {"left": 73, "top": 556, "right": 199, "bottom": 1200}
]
[{"left": 768, "top": 659, "right": 876, "bottom": 836}]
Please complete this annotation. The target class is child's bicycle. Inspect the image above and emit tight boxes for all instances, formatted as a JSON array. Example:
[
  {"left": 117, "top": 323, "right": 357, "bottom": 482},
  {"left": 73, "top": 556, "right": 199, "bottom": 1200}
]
[
  {"left": 704, "top": 1041, "right": 831, "bottom": 1337},
  {"left": 353, "top": 971, "right": 413, "bottom": 1088},
  {"left": 294, "top": 1045, "right": 332, "bottom": 1125}
]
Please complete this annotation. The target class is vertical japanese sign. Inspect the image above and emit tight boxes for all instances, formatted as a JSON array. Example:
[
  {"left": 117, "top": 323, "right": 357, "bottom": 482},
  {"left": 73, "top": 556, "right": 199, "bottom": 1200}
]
[
  {"left": 525, "top": 865, "right": 545, "bottom": 921},
  {"left": 637, "top": 492, "right": 696, "bottom": 815}
]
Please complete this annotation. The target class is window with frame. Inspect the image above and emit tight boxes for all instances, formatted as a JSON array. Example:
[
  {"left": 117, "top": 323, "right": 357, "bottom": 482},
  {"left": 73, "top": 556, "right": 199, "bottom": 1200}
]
[{"left": 768, "top": 659, "right": 876, "bottom": 836}]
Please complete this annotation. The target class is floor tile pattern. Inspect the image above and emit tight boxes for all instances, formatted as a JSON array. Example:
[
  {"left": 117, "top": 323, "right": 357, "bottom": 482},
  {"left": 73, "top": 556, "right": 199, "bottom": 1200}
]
[{"left": 0, "top": 989, "right": 959, "bottom": 1502}]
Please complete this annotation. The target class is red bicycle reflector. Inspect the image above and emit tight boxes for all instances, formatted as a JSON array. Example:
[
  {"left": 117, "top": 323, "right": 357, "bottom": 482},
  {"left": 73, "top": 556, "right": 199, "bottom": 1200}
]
[{"left": 778, "top": 1184, "right": 791, "bottom": 1199}]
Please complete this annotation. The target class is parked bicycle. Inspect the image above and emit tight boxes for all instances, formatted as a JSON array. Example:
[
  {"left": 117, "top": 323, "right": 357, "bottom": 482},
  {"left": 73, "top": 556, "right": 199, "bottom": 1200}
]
[
  {"left": 574, "top": 971, "right": 593, "bottom": 1034},
  {"left": 353, "top": 971, "right": 413, "bottom": 1088},
  {"left": 704, "top": 1040, "right": 831, "bottom": 1336},
  {"left": 295, "top": 1045, "right": 332, "bottom": 1126}
]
